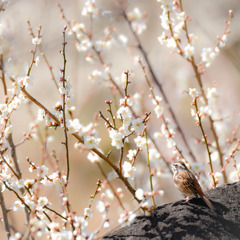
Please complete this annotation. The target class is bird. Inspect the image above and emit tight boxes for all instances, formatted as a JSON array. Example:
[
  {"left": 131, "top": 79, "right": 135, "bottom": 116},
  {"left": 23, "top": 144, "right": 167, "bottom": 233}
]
[{"left": 172, "top": 161, "right": 216, "bottom": 211}]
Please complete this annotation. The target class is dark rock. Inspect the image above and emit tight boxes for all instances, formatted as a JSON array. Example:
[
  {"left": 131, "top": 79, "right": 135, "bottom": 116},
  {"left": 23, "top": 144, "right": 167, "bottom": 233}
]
[{"left": 104, "top": 182, "right": 240, "bottom": 239}]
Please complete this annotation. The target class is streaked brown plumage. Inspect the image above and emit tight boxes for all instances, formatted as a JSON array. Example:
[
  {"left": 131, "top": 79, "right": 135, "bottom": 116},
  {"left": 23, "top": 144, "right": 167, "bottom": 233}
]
[{"left": 172, "top": 161, "right": 216, "bottom": 211}]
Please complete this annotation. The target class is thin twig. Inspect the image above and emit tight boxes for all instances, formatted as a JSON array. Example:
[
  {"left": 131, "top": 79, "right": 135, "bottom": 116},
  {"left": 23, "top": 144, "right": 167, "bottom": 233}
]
[
  {"left": 27, "top": 20, "right": 58, "bottom": 88},
  {"left": 119, "top": 147, "right": 124, "bottom": 173},
  {"left": 194, "top": 98, "right": 216, "bottom": 187},
  {"left": 144, "top": 129, "right": 156, "bottom": 208},
  {"left": 0, "top": 188, "right": 11, "bottom": 239},
  {"left": 96, "top": 162, "right": 126, "bottom": 210},
  {"left": 61, "top": 27, "right": 70, "bottom": 182},
  {"left": 44, "top": 206, "right": 68, "bottom": 221},
  {"left": 0, "top": 54, "right": 7, "bottom": 102},
  {"left": 84, "top": 179, "right": 102, "bottom": 220},
  {"left": 2, "top": 182, "right": 31, "bottom": 212},
  {"left": 0, "top": 153, "right": 20, "bottom": 179},
  {"left": 52, "top": 152, "right": 76, "bottom": 236}
]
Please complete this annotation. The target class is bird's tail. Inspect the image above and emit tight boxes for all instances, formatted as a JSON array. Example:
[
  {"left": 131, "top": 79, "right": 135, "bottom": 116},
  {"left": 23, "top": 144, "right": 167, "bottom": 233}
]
[{"left": 201, "top": 195, "right": 216, "bottom": 211}]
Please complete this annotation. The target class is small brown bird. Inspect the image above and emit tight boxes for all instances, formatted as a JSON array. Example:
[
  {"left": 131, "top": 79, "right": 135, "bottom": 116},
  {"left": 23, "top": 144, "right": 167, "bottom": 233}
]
[{"left": 172, "top": 161, "right": 216, "bottom": 211}]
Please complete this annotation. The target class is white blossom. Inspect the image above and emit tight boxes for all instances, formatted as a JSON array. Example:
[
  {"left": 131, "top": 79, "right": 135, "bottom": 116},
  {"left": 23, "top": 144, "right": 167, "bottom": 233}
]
[
  {"left": 37, "top": 108, "right": 45, "bottom": 121},
  {"left": 131, "top": 118, "right": 144, "bottom": 133},
  {"left": 135, "top": 188, "right": 144, "bottom": 200},
  {"left": 82, "top": 0, "right": 98, "bottom": 17},
  {"left": 199, "top": 105, "right": 212, "bottom": 117},
  {"left": 167, "top": 138, "right": 176, "bottom": 149},
  {"left": 166, "top": 37, "right": 177, "bottom": 49},
  {"left": 117, "top": 34, "right": 128, "bottom": 47},
  {"left": 115, "top": 72, "right": 127, "bottom": 87},
  {"left": 51, "top": 230, "right": 72, "bottom": 240},
  {"left": 189, "top": 88, "right": 198, "bottom": 98},
  {"left": 127, "top": 149, "right": 137, "bottom": 161},
  {"left": 109, "top": 129, "right": 124, "bottom": 149},
  {"left": 154, "top": 105, "right": 164, "bottom": 118},
  {"left": 38, "top": 197, "right": 49, "bottom": 207},
  {"left": 32, "top": 37, "right": 41, "bottom": 45},
  {"left": 158, "top": 32, "right": 168, "bottom": 45},
  {"left": 96, "top": 201, "right": 105, "bottom": 212},
  {"left": 229, "top": 170, "right": 240, "bottom": 183},
  {"left": 71, "top": 23, "right": 85, "bottom": 33},
  {"left": 199, "top": 177, "right": 209, "bottom": 188},
  {"left": 127, "top": 8, "right": 146, "bottom": 35},
  {"left": 219, "top": 34, "right": 227, "bottom": 48},
  {"left": 105, "top": 189, "right": 114, "bottom": 199},
  {"left": 35, "top": 56, "right": 40, "bottom": 66},
  {"left": 67, "top": 119, "right": 84, "bottom": 134},
  {"left": 207, "top": 88, "right": 217, "bottom": 99},
  {"left": 152, "top": 96, "right": 162, "bottom": 105},
  {"left": 189, "top": 33, "right": 198, "bottom": 43},
  {"left": 88, "top": 70, "right": 104, "bottom": 83},
  {"left": 184, "top": 44, "right": 195, "bottom": 58},
  {"left": 76, "top": 39, "right": 92, "bottom": 52},
  {"left": 119, "top": 97, "right": 132, "bottom": 107},
  {"left": 84, "top": 207, "right": 93, "bottom": 219},
  {"left": 107, "top": 171, "right": 118, "bottom": 181},
  {"left": 84, "top": 135, "right": 101, "bottom": 149},
  {"left": 12, "top": 200, "right": 24, "bottom": 212},
  {"left": 127, "top": 8, "right": 142, "bottom": 21},
  {"left": 201, "top": 47, "right": 219, "bottom": 67},
  {"left": 87, "top": 151, "right": 101, "bottom": 163},
  {"left": 122, "top": 161, "right": 135, "bottom": 178},
  {"left": 95, "top": 40, "right": 112, "bottom": 52},
  {"left": 37, "top": 165, "right": 48, "bottom": 178},
  {"left": 160, "top": 12, "right": 170, "bottom": 30},
  {"left": 134, "top": 136, "right": 146, "bottom": 148},
  {"left": 149, "top": 148, "right": 161, "bottom": 161},
  {"left": 191, "top": 162, "right": 203, "bottom": 174},
  {"left": 153, "top": 132, "right": 162, "bottom": 139}
]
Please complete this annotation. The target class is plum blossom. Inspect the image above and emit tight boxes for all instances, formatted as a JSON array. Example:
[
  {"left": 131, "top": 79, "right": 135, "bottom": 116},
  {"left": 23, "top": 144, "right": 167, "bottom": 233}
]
[
  {"left": 191, "top": 162, "right": 203, "bottom": 175},
  {"left": 88, "top": 70, "right": 104, "bottom": 83},
  {"left": 76, "top": 39, "right": 92, "bottom": 52},
  {"left": 207, "top": 88, "right": 217, "bottom": 99},
  {"left": 122, "top": 161, "right": 136, "bottom": 178},
  {"left": 117, "top": 106, "right": 132, "bottom": 126},
  {"left": 135, "top": 188, "right": 144, "bottom": 200},
  {"left": 32, "top": 37, "right": 41, "bottom": 45},
  {"left": 127, "top": 149, "right": 137, "bottom": 161},
  {"left": 96, "top": 201, "right": 105, "bottom": 212},
  {"left": 82, "top": 0, "right": 98, "bottom": 17},
  {"left": 107, "top": 171, "right": 118, "bottom": 181},
  {"left": 84, "top": 207, "right": 93, "bottom": 219},
  {"left": 201, "top": 47, "right": 219, "bottom": 67},
  {"left": 67, "top": 119, "right": 84, "bottom": 134},
  {"left": 37, "top": 165, "right": 48, "bottom": 178},
  {"left": 109, "top": 129, "right": 124, "bottom": 149},
  {"left": 184, "top": 44, "right": 195, "bottom": 58},
  {"left": 87, "top": 151, "right": 101, "bottom": 163},
  {"left": 38, "top": 197, "right": 49, "bottom": 207},
  {"left": 134, "top": 136, "right": 146, "bottom": 148},
  {"left": 131, "top": 118, "right": 144, "bottom": 133},
  {"left": 117, "top": 34, "right": 128, "bottom": 47},
  {"left": 37, "top": 109, "right": 45, "bottom": 121},
  {"left": 189, "top": 88, "right": 198, "bottom": 98},
  {"left": 127, "top": 8, "right": 146, "bottom": 35},
  {"left": 154, "top": 105, "right": 164, "bottom": 118},
  {"left": 84, "top": 135, "right": 101, "bottom": 149}
]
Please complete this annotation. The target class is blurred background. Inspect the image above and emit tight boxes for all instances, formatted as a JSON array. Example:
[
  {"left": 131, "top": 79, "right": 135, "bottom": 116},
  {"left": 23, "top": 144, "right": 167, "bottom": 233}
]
[{"left": 0, "top": 0, "right": 240, "bottom": 238}]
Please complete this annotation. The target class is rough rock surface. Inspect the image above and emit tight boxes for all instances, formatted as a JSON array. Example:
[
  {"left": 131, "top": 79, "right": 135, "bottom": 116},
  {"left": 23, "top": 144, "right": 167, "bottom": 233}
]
[{"left": 104, "top": 182, "right": 240, "bottom": 239}]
